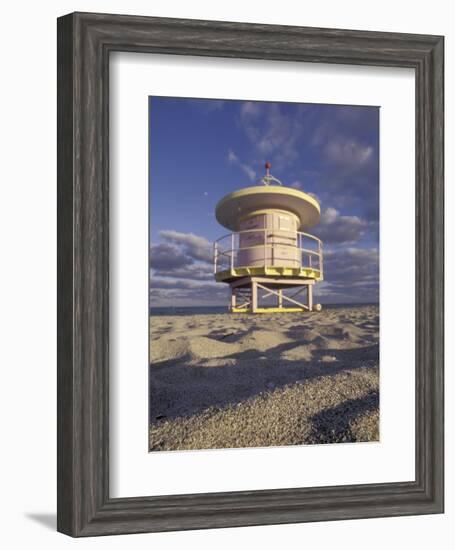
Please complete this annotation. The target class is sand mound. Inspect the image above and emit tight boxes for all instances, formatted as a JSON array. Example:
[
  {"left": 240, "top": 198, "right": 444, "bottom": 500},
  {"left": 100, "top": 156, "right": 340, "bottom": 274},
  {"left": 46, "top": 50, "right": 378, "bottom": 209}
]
[
  {"left": 188, "top": 336, "right": 238, "bottom": 359},
  {"left": 280, "top": 345, "right": 314, "bottom": 361},
  {"left": 150, "top": 335, "right": 237, "bottom": 363},
  {"left": 238, "top": 329, "right": 291, "bottom": 352},
  {"left": 150, "top": 338, "right": 189, "bottom": 363},
  {"left": 319, "top": 325, "right": 361, "bottom": 339}
]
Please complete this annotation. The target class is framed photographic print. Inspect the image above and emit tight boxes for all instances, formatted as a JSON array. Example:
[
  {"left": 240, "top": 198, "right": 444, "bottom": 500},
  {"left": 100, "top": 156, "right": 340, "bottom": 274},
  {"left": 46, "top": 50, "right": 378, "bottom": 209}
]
[
  {"left": 148, "top": 97, "right": 381, "bottom": 452},
  {"left": 57, "top": 12, "right": 444, "bottom": 536}
]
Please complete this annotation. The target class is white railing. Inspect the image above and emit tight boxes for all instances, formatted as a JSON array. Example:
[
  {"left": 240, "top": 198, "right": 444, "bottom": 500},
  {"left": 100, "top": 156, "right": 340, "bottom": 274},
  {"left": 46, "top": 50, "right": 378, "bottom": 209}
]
[{"left": 213, "top": 228, "right": 323, "bottom": 278}]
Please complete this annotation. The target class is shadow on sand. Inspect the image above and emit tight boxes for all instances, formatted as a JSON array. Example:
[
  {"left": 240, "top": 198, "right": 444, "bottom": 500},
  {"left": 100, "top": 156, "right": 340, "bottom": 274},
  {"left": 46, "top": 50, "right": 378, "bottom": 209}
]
[
  {"left": 307, "top": 390, "right": 379, "bottom": 444},
  {"left": 149, "top": 341, "right": 379, "bottom": 424}
]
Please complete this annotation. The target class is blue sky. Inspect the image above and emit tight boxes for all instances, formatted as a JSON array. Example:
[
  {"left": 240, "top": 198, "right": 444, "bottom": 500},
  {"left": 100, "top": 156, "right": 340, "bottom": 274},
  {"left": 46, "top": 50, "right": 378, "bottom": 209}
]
[{"left": 149, "top": 97, "right": 379, "bottom": 307}]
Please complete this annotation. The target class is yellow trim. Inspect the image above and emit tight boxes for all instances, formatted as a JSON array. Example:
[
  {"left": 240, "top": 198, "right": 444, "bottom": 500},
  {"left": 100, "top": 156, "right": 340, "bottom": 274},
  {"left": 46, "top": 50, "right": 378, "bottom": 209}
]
[
  {"left": 217, "top": 186, "right": 320, "bottom": 214},
  {"left": 215, "top": 266, "right": 323, "bottom": 282},
  {"left": 231, "top": 307, "right": 307, "bottom": 314}
]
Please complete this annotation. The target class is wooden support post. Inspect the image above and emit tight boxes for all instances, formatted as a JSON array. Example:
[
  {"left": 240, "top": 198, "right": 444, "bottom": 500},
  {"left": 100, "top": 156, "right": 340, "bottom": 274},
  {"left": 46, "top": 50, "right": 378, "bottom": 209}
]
[
  {"left": 230, "top": 287, "right": 236, "bottom": 311},
  {"left": 251, "top": 280, "right": 258, "bottom": 313},
  {"left": 228, "top": 276, "right": 316, "bottom": 313},
  {"left": 256, "top": 283, "right": 308, "bottom": 310},
  {"left": 308, "top": 283, "right": 313, "bottom": 312}
]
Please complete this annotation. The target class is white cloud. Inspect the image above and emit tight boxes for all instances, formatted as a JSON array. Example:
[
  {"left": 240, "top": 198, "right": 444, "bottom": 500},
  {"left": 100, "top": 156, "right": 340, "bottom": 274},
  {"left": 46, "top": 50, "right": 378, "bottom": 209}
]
[
  {"left": 149, "top": 242, "right": 192, "bottom": 270},
  {"left": 159, "top": 230, "right": 212, "bottom": 263},
  {"left": 325, "top": 139, "right": 373, "bottom": 169},
  {"left": 240, "top": 101, "right": 261, "bottom": 117},
  {"left": 149, "top": 230, "right": 224, "bottom": 306},
  {"left": 150, "top": 276, "right": 219, "bottom": 290},
  {"left": 315, "top": 247, "right": 379, "bottom": 303},
  {"left": 227, "top": 149, "right": 256, "bottom": 181},
  {"left": 227, "top": 150, "right": 237, "bottom": 163},
  {"left": 321, "top": 207, "right": 339, "bottom": 224},
  {"left": 149, "top": 278, "right": 228, "bottom": 307},
  {"left": 315, "top": 208, "right": 368, "bottom": 244},
  {"left": 238, "top": 103, "right": 307, "bottom": 168},
  {"left": 151, "top": 262, "right": 212, "bottom": 281}
]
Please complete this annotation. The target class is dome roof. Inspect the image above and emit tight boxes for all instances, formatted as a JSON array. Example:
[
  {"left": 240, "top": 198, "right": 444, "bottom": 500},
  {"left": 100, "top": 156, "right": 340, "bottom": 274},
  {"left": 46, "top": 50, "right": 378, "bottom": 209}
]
[{"left": 215, "top": 186, "right": 320, "bottom": 231}]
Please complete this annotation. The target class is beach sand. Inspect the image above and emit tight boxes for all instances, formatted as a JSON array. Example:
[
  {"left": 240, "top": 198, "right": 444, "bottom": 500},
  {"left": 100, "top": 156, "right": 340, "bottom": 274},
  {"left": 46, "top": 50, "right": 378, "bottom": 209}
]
[{"left": 149, "top": 305, "right": 379, "bottom": 451}]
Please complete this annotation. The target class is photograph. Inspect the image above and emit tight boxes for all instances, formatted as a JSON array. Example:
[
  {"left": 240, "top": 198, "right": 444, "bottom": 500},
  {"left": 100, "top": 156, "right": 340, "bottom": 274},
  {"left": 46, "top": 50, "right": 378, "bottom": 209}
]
[{"left": 148, "top": 97, "right": 380, "bottom": 452}]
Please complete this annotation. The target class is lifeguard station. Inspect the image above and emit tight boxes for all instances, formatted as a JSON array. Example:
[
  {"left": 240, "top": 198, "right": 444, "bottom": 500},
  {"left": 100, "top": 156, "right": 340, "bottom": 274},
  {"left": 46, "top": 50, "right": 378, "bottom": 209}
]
[{"left": 213, "top": 162, "right": 323, "bottom": 313}]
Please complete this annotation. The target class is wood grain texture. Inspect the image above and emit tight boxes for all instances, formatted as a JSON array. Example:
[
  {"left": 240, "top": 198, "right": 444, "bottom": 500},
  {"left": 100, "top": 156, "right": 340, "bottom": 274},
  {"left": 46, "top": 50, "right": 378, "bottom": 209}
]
[{"left": 57, "top": 12, "right": 444, "bottom": 537}]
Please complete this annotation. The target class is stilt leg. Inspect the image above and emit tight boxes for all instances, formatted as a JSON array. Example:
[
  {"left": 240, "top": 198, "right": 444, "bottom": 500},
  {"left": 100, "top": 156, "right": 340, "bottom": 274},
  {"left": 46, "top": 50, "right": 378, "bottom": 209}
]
[
  {"left": 308, "top": 284, "right": 313, "bottom": 312},
  {"left": 251, "top": 280, "right": 258, "bottom": 313},
  {"left": 230, "top": 287, "right": 236, "bottom": 311},
  {"left": 278, "top": 288, "right": 283, "bottom": 309}
]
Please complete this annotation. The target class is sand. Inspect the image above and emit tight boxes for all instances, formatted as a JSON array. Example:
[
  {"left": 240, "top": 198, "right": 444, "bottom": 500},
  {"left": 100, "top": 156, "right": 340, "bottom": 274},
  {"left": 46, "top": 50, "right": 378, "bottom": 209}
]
[{"left": 149, "top": 305, "right": 379, "bottom": 451}]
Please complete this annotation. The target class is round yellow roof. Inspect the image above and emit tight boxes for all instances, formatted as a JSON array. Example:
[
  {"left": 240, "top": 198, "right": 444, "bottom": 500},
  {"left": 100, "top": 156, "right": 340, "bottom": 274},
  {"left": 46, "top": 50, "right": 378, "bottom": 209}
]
[{"left": 215, "top": 186, "right": 320, "bottom": 231}]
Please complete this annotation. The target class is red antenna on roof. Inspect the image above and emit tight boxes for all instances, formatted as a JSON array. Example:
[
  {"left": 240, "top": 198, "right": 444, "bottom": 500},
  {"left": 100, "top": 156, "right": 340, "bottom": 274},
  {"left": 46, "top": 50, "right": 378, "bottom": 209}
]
[{"left": 262, "top": 162, "right": 282, "bottom": 186}]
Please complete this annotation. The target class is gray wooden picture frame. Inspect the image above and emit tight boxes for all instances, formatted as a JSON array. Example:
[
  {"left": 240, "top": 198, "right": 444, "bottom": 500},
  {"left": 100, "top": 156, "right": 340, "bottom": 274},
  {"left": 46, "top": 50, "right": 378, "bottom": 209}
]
[{"left": 57, "top": 12, "right": 444, "bottom": 537}]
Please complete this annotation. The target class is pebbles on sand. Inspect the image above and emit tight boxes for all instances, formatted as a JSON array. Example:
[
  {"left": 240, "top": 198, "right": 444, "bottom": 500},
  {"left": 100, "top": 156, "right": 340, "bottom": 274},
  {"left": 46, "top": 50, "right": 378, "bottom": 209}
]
[{"left": 149, "top": 305, "right": 379, "bottom": 451}]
